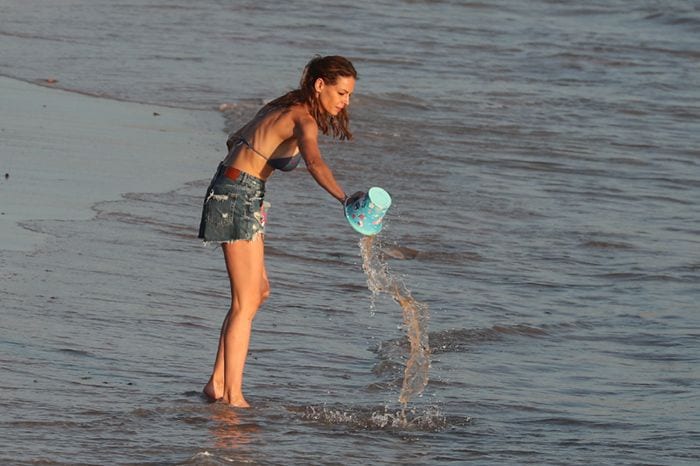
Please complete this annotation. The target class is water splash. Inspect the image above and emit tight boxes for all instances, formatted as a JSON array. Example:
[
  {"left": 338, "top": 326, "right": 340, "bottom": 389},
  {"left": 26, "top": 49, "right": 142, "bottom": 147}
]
[
  {"left": 295, "top": 404, "right": 449, "bottom": 432},
  {"left": 360, "top": 236, "right": 430, "bottom": 405}
]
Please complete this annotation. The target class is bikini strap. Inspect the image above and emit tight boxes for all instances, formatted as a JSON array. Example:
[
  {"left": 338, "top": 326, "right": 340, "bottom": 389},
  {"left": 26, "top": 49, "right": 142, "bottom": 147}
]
[{"left": 231, "top": 136, "right": 271, "bottom": 162}]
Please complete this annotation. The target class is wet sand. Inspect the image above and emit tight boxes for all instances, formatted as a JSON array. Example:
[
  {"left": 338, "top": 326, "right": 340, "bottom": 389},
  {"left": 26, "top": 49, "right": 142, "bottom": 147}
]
[{"left": 0, "top": 77, "right": 223, "bottom": 251}]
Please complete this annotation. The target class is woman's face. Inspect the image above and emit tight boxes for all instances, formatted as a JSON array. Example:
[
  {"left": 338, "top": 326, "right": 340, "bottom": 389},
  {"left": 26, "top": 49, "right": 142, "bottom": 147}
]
[{"left": 315, "top": 76, "right": 356, "bottom": 116}]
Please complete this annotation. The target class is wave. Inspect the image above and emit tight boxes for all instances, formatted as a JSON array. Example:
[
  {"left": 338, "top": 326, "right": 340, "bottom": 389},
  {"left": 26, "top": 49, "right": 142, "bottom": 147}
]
[
  {"left": 355, "top": 91, "right": 432, "bottom": 111},
  {"left": 378, "top": 243, "right": 484, "bottom": 263},
  {"left": 0, "top": 73, "right": 212, "bottom": 111},
  {"left": 0, "top": 29, "right": 79, "bottom": 43},
  {"left": 373, "top": 324, "right": 551, "bottom": 366},
  {"left": 581, "top": 240, "right": 635, "bottom": 250},
  {"left": 642, "top": 9, "right": 700, "bottom": 30}
]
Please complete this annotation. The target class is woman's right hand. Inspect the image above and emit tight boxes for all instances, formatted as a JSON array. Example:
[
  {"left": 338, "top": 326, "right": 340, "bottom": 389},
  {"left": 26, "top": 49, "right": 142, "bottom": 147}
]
[{"left": 344, "top": 191, "right": 365, "bottom": 206}]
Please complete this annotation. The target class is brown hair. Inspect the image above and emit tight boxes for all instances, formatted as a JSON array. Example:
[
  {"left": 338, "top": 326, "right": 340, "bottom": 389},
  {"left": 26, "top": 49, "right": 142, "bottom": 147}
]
[{"left": 264, "top": 55, "right": 358, "bottom": 140}]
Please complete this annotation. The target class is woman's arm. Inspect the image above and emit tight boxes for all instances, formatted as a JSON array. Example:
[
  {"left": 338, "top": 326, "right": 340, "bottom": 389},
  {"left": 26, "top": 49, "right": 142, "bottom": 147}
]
[{"left": 295, "top": 115, "right": 347, "bottom": 203}]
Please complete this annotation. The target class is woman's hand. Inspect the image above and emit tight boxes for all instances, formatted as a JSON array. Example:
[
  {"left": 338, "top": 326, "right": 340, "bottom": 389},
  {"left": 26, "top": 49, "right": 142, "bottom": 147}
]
[{"left": 344, "top": 191, "right": 365, "bottom": 206}]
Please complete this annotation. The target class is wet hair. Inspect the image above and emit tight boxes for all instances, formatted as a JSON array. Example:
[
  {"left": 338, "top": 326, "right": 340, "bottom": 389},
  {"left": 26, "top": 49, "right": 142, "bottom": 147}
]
[{"left": 264, "top": 55, "right": 358, "bottom": 140}]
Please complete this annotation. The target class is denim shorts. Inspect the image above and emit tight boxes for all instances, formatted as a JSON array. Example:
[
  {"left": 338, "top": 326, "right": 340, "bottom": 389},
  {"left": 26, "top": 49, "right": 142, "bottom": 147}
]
[{"left": 198, "top": 164, "right": 266, "bottom": 242}]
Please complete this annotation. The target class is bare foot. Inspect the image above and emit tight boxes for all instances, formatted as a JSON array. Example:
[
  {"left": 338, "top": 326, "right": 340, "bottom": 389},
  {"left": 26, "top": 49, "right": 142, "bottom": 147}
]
[
  {"left": 203, "top": 380, "right": 223, "bottom": 401},
  {"left": 222, "top": 393, "right": 250, "bottom": 408}
]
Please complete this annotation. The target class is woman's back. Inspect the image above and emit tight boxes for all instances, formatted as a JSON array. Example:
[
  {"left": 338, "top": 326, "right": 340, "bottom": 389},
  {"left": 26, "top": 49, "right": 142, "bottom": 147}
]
[{"left": 223, "top": 104, "right": 302, "bottom": 179}]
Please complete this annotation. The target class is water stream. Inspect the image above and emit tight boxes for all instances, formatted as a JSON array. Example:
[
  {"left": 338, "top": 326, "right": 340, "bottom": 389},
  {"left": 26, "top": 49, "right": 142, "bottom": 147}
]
[{"left": 360, "top": 236, "right": 430, "bottom": 405}]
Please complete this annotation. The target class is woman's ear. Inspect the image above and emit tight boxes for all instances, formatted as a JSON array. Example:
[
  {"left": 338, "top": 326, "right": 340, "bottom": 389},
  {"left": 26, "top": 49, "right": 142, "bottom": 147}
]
[{"left": 314, "top": 77, "right": 325, "bottom": 94}]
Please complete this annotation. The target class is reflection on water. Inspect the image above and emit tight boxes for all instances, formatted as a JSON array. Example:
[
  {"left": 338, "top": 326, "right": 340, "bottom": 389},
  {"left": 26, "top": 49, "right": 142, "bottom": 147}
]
[
  {"left": 209, "top": 404, "right": 260, "bottom": 450},
  {"left": 360, "top": 236, "right": 430, "bottom": 404}
]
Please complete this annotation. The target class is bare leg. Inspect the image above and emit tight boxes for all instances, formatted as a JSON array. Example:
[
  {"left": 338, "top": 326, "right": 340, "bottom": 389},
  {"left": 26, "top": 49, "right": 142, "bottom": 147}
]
[
  {"left": 203, "top": 311, "right": 230, "bottom": 401},
  {"left": 203, "top": 237, "right": 268, "bottom": 406},
  {"left": 220, "top": 238, "right": 264, "bottom": 406}
]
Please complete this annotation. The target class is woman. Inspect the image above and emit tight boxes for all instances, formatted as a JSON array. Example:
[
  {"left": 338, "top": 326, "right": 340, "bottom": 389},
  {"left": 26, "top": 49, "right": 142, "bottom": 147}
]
[{"left": 198, "top": 55, "right": 359, "bottom": 407}]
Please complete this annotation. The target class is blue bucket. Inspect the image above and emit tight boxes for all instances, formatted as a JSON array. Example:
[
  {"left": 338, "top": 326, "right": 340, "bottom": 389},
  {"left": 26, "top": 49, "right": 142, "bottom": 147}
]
[{"left": 344, "top": 187, "right": 392, "bottom": 236}]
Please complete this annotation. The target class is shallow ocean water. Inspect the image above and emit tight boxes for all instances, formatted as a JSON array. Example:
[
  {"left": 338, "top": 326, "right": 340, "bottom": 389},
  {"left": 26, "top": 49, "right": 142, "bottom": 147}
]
[{"left": 1, "top": 0, "right": 699, "bottom": 464}]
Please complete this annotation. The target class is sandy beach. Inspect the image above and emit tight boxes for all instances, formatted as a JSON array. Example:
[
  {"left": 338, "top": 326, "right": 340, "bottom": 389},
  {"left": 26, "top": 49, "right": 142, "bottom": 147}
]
[{"left": 0, "top": 77, "right": 223, "bottom": 251}]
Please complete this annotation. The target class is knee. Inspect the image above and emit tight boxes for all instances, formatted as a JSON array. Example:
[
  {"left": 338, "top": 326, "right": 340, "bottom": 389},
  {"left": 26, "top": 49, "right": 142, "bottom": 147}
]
[
  {"left": 260, "top": 279, "right": 271, "bottom": 304},
  {"left": 232, "top": 296, "right": 262, "bottom": 321}
]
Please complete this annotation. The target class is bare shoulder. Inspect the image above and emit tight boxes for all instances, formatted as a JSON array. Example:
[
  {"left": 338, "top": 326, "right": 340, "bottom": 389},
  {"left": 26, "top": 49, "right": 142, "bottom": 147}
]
[
  {"left": 289, "top": 104, "right": 317, "bottom": 136},
  {"left": 287, "top": 103, "right": 310, "bottom": 121}
]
